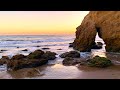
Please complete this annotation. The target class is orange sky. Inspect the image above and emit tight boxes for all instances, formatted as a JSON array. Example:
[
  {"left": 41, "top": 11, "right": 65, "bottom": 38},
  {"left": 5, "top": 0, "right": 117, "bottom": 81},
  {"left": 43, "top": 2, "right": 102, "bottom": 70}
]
[{"left": 0, "top": 11, "right": 89, "bottom": 35}]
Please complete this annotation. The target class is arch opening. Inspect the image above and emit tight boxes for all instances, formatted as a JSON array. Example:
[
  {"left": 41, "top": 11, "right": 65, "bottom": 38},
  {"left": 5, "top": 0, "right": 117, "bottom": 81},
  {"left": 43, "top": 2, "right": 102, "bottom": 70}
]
[{"left": 91, "top": 27, "right": 106, "bottom": 58}]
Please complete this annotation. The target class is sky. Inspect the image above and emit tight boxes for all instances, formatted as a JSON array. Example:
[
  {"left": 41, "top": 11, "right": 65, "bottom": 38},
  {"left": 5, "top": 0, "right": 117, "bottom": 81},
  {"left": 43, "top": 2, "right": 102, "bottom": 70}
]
[{"left": 0, "top": 11, "right": 89, "bottom": 35}]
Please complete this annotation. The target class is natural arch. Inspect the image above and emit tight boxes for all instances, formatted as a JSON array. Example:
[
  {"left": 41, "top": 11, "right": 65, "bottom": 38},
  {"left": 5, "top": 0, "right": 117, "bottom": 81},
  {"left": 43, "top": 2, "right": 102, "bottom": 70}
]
[{"left": 73, "top": 11, "right": 120, "bottom": 52}]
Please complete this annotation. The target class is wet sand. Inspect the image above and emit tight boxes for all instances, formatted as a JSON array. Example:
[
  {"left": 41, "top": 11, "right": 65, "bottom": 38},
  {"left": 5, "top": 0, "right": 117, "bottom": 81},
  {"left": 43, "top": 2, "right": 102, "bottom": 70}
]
[{"left": 0, "top": 48, "right": 120, "bottom": 79}]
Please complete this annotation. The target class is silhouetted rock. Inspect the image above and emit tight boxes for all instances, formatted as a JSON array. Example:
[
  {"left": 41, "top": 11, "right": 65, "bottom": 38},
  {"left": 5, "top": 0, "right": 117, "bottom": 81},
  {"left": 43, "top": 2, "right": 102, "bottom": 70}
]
[{"left": 60, "top": 51, "right": 80, "bottom": 58}]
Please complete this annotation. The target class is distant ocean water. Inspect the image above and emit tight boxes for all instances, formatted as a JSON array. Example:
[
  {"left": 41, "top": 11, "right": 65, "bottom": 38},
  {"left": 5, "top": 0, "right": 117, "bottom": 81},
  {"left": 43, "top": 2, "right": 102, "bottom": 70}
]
[{"left": 0, "top": 34, "right": 75, "bottom": 59}]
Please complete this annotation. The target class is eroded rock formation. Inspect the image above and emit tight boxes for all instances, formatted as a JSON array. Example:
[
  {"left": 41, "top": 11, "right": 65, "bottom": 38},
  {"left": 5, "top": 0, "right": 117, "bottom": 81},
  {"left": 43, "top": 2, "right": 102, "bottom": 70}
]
[{"left": 73, "top": 11, "right": 120, "bottom": 52}]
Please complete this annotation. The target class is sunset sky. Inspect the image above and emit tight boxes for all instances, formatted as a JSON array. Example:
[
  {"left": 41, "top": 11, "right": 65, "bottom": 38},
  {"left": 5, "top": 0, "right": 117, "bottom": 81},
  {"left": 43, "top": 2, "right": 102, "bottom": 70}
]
[{"left": 0, "top": 11, "right": 89, "bottom": 35}]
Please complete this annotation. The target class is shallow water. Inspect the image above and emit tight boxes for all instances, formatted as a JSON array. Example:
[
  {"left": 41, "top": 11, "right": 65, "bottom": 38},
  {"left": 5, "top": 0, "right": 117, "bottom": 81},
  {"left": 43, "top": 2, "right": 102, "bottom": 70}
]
[{"left": 0, "top": 33, "right": 120, "bottom": 79}]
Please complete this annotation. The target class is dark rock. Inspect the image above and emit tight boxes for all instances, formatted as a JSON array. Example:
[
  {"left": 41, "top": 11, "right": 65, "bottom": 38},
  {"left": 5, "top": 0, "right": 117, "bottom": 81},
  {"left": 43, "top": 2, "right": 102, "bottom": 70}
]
[
  {"left": 1, "top": 56, "right": 10, "bottom": 60},
  {"left": 7, "top": 59, "right": 48, "bottom": 71},
  {"left": 22, "top": 49, "right": 28, "bottom": 51},
  {"left": 27, "top": 49, "right": 44, "bottom": 59},
  {"left": 41, "top": 51, "right": 57, "bottom": 60},
  {"left": 62, "top": 57, "right": 80, "bottom": 66},
  {"left": 69, "top": 43, "right": 73, "bottom": 47},
  {"left": 57, "top": 49, "right": 62, "bottom": 50},
  {"left": 1, "top": 50, "right": 7, "bottom": 51},
  {"left": 11, "top": 54, "right": 26, "bottom": 60},
  {"left": 97, "top": 42, "right": 103, "bottom": 46},
  {"left": 87, "top": 56, "right": 112, "bottom": 68},
  {"left": 91, "top": 45, "right": 102, "bottom": 49},
  {"left": 60, "top": 51, "right": 80, "bottom": 58},
  {"left": 41, "top": 48, "right": 50, "bottom": 50},
  {"left": 17, "top": 47, "right": 19, "bottom": 48},
  {"left": 36, "top": 46, "right": 41, "bottom": 47}
]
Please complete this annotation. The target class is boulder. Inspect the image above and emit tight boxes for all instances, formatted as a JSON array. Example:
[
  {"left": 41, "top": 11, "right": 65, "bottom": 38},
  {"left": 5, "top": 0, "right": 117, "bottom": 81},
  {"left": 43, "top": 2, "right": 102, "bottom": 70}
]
[
  {"left": 73, "top": 11, "right": 120, "bottom": 52},
  {"left": 62, "top": 57, "right": 81, "bottom": 66},
  {"left": 87, "top": 56, "right": 112, "bottom": 67},
  {"left": 27, "top": 49, "right": 44, "bottom": 59},
  {"left": 41, "top": 51, "right": 57, "bottom": 60},
  {"left": 11, "top": 54, "right": 26, "bottom": 60},
  {"left": 7, "top": 59, "right": 48, "bottom": 71},
  {"left": 60, "top": 51, "right": 80, "bottom": 58}
]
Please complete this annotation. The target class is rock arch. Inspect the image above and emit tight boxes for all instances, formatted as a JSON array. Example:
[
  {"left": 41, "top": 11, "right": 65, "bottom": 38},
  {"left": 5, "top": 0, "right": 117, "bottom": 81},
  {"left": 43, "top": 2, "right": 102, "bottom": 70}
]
[{"left": 73, "top": 11, "right": 120, "bottom": 52}]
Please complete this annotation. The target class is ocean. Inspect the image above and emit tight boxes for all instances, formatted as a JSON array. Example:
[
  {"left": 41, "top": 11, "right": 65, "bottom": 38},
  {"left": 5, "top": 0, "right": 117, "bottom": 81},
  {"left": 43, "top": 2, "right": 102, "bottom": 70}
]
[{"left": 0, "top": 34, "right": 108, "bottom": 79}]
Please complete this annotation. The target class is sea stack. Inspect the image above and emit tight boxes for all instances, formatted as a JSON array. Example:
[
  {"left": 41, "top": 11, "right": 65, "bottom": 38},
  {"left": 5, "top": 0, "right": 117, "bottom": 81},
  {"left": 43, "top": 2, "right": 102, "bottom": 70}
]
[{"left": 73, "top": 11, "right": 120, "bottom": 52}]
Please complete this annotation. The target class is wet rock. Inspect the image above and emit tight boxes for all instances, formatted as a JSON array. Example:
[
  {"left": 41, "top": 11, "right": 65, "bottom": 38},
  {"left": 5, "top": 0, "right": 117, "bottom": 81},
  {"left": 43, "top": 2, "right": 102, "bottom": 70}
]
[
  {"left": 97, "top": 42, "right": 103, "bottom": 46},
  {"left": 87, "top": 56, "right": 112, "bottom": 68},
  {"left": 41, "top": 51, "right": 57, "bottom": 60},
  {"left": 1, "top": 50, "right": 7, "bottom": 51},
  {"left": 17, "top": 47, "right": 19, "bottom": 48},
  {"left": 36, "top": 46, "right": 41, "bottom": 47},
  {"left": 73, "top": 11, "right": 120, "bottom": 52},
  {"left": 22, "top": 49, "right": 28, "bottom": 51},
  {"left": 57, "top": 49, "right": 62, "bottom": 50},
  {"left": 7, "top": 59, "right": 48, "bottom": 71},
  {"left": 41, "top": 48, "right": 50, "bottom": 50},
  {"left": 11, "top": 54, "right": 26, "bottom": 60},
  {"left": 91, "top": 44, "right": 102, "bottom": 49},
  {"left": 69, "top": 43, "right": 73, "bottom": 47},
  {"left": 60, "top": 51, "right": 80, "bottom": 58},
  {"left": 1, "top": 56, "right": 10, "bottom": 60},
  {"left": 62, "top": 57, "right": 81, "bottom": 66},
  {"left": 27, "top": 49, "right": 44, "bottom": 59}
]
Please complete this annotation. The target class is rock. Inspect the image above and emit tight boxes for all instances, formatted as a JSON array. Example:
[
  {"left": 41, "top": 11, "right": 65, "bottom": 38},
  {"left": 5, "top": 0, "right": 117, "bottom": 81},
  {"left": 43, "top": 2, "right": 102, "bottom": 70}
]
[
  {"left": 17, "top": 47, "right": 19, "bottom": 48},
  {"left": 57, "top": 49, "right": 62, "bottom": 50},
  {"left": 22, "top": 49, "right": 28, "bottom": 51},
  {"left": 41, "top": 48, "right": 50, "bottom": 50},
  {"left": 41, "top": 51, "right": 57, "bottom": 60},
  {"left": 97, "top": 42, "right": 103, "bottom": 46},
  {"left": 7, "top": 59, "right": 48, "bottom": 71},
  {"left": 60, "top": 51, "right": 80, "bottom": 58},
  {"left": 27, "top": 49, "right": 44, "bottom": 59},
  {"left": 87, "top": 56, "right": 112, "bottom": 67},
  {"left": 0, "top": 60, "right": 7, "bottom": 65},
  {"left": 91, "top": 44, "right": 102, "bottom": 49},
  {"left": 69, "top": 43, "right": 73, "bottom": 47},
  {"left": 62, "top": 57, "right": 81, "bottom": 66},
  {"left": 73, "top": 11, "right": 120, "bottom": 52},
  {"left": 1, "top": 56, "right": 10, "bottom": 60},
  {"left": 1, "top": 50, "right": 7, "bottom": 51},
  {"left": 36, "top": 46, "right": 41, "bottom": 47},
  {"left": 11, "top": 54, "right": 26, "bottom": 60}
]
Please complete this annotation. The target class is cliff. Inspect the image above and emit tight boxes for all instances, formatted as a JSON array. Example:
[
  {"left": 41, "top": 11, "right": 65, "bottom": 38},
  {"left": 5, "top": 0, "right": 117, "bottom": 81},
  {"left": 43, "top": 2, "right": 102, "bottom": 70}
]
[{"left": 73, "top": 11, "right": 120, "bottom": 52}]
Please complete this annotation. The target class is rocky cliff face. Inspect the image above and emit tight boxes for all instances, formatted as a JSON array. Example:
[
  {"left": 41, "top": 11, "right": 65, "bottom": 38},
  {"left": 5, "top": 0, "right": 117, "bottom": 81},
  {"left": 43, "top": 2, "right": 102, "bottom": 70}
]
[{"left": 73, "top": 11, "right": 120, "bottom": 52}]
